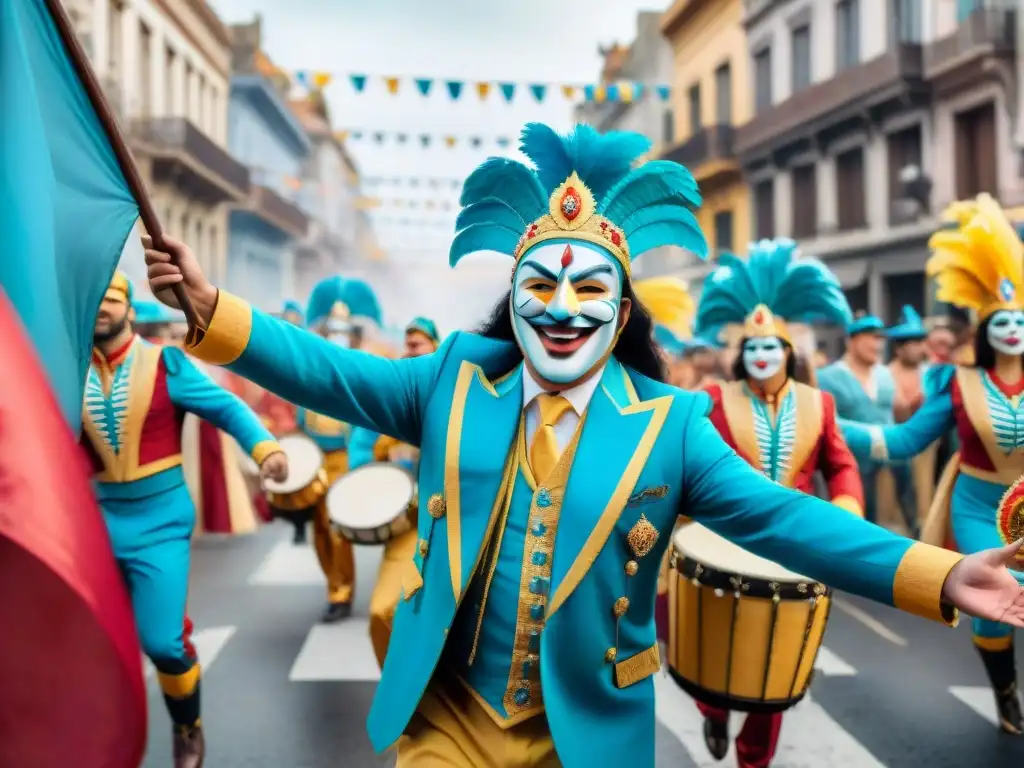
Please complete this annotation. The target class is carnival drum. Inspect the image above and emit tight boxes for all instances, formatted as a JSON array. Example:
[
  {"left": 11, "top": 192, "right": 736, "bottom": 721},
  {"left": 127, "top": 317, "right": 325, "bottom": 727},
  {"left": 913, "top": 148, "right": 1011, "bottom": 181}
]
[
  {"left": 325, "top": 462, "right": 416, "bottom": 545},
  {"left": 666, "top": 524, "right": 832, "bottom": 714},
  {"left": 263, "top": 433, "right": 328, "bottom": 518}
]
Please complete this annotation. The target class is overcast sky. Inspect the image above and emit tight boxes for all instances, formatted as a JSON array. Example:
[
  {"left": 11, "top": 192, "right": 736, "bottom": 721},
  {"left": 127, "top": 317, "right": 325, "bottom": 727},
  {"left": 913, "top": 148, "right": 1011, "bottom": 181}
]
[{"left": 207, "top": 0, "right": 666, "bottom": 328}]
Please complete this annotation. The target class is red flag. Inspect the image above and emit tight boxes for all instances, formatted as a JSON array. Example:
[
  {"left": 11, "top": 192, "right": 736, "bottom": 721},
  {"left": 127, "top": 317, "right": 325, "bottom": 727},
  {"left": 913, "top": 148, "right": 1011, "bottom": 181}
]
[{"left": 0, "top": 292, "right": 146, "bottom": 767}]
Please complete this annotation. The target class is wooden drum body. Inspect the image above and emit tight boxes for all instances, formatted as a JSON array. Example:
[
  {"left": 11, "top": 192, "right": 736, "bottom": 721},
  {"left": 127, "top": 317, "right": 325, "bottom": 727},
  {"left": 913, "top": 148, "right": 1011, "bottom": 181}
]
[
  {"left": 325, "top": 462, "right": 416, "bottom": 545},
  {"left": 666, "top": 524, "right": 831, "bottom": 714},
  {"left": 263, "top": 433, "right": 329, "bottom": 513}
]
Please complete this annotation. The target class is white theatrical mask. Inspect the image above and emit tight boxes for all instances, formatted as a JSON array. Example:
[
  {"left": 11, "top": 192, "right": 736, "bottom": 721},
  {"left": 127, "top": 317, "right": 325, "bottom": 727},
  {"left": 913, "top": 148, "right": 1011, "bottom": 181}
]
[
  {"left": 742, "top": 336, "right": 786, "bottom": 381},
  {"left": 510, "top": 241, "right": 622, "bottom": 385},
  {"left": 986, "top": 309, "right": 1024, "bottom": 356}
]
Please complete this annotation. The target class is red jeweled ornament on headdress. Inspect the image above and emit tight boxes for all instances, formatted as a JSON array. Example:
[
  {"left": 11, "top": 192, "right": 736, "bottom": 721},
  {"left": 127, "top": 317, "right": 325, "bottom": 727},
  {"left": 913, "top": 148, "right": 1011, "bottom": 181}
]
[
  {"left": 560, "top": 188, "right": 582, "bottom": 220},
  {"left": 754, "top": 309, "right": 765, "bottom": 325},
  {"left": 998, "top": 474, "right": 1024, "bottom": 561}
]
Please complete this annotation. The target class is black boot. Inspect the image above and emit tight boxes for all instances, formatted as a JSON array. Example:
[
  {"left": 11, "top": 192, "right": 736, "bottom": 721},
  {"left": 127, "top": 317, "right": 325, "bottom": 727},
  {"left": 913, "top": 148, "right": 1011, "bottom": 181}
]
[
  {"left": 292, "top": 521, "right": 307, "bottom": 545},
  {"left": 976, "top": 643, "right": 1023, "bottom": 735},
  {"left": 172, "top": 723, "right": 205, "bottom": 768},
  {"left": 703, "top": 716, "right": 730, "bottom": 760},
  {"left": 321, "top": 601, "right": 351, "bottom": 623}
]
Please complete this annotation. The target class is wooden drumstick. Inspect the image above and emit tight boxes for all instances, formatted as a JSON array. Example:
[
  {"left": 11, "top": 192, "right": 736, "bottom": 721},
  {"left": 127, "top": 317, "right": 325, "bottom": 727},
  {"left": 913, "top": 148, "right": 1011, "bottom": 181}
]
[{"left": 43, "top": 0, "right": 200, "bottom": 328}]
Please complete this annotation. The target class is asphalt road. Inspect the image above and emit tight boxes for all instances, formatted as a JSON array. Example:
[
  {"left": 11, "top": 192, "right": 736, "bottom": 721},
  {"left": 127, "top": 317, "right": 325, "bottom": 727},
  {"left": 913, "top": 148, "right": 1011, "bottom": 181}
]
[{"left": 140, "top": 524, "right": 1024, "bottom": 767}]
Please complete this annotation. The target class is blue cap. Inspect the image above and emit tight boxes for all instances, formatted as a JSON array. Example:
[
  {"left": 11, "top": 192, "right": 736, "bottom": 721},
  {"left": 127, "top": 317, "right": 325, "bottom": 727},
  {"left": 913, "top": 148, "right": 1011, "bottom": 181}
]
[
  {"left": 886, "top": 305, "right": 927, "bottom": 341},
  {"left": 847, "top": 313, "right": 885, "bottom": 336},
  {"left": 405, "top": 316, "right": 439, "bottom": 343}
]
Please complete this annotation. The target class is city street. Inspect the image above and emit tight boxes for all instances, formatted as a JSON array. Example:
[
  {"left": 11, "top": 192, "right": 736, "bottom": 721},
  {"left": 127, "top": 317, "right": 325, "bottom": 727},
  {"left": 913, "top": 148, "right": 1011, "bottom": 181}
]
[{"left": 141, "top": 524, "right": 1024, "bottom": 768}]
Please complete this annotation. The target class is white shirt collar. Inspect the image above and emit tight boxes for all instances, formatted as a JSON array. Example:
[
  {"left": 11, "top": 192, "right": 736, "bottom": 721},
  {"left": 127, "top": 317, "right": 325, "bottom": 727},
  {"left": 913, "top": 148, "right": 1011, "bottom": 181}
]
[{"left": 522, "top": 363, "right": 605, "bottom": 416}]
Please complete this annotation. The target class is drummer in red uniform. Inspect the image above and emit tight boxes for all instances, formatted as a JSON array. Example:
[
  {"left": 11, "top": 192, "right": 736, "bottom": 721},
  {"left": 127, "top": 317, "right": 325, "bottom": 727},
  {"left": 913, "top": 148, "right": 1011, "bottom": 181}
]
[{"left": 690, "top": 240, "right": 865, "bottom": 768}]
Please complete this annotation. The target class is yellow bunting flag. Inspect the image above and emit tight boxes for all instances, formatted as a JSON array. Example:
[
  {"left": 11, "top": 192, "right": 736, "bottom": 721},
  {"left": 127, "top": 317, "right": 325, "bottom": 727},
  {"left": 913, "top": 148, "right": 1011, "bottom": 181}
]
[
  {"left": 444, "top": 136, "right": 457, "bottom": 148},
  {"left": 384, "top": 77, "right": 400, "bottom": 95},
  {"left": 476, "top": 82, "right": 491, "bottom": 100},
  {"left": 312, "top": 72, "right": 332, "bottom": 89},
  {"left": 618, "top": 83, "right": 634, "bottom": 103},
  {"left": 594, "top": 85, "right": 607, "bottom": 103},
  {"left": 355, "top": 197, "right": 381, "bottom": 210},
  {"left": 334, "top": 130, "right": 349, "bottom": 143},
  {"left": 561, "top": 84, "right": 576, "bottom": 99}
]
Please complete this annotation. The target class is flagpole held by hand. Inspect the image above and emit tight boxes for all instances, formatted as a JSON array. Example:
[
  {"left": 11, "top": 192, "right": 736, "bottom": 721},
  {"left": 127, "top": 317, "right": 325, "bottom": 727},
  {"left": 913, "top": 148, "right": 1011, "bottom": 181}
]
[{"left": 41, "top": 0, "right": 200, "bottom": 329}]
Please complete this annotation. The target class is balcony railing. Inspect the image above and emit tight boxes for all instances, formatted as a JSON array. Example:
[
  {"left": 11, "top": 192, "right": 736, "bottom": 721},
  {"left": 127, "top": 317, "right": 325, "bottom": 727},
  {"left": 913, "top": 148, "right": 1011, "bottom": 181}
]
[
  {"left": 923, "top": 8, "right": 1016, "bottom": 78},
  {"left": 248, "top": 185, "right": 309, "bottom": 238},
  {"left": 734, "top": 44, "right": 925, "bottom": 161},
  {"left": 129, "top": 117, "right": 249, "bottom": 196},
  {"left": 662, "top": 125, "right": 735, "bottom": 169}
]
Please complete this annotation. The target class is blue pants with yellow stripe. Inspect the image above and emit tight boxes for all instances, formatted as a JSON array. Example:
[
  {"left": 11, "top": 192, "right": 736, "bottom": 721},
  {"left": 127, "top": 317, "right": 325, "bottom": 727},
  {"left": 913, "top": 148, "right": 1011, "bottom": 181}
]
[{"left": 99, "top": 473, "right": 201, "bottom": 727}]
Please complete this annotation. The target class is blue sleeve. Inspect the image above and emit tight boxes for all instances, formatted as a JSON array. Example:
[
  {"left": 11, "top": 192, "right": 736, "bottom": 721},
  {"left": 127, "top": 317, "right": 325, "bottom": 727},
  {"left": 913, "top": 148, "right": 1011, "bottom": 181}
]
[
  {"left": 680, "top": 392, "right": 912, "bottom": 609},
  {"left": 162, "top": 348, "right": 276, "bottom": 458},
  {"left": 839, "top": 393, "right": 956, "bottom": 463},
  {"left": 196, "top": 295, "right": 457, "bottom": 447},
  {"left": 348, "top": 426, "right": 380, "bottom": 470}
]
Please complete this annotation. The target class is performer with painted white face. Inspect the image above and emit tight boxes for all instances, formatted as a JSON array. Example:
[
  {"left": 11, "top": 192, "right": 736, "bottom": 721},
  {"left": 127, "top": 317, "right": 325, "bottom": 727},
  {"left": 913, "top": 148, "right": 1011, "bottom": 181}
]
[
  {"left": 691, "top": 240, "right": 865, "bottom": 768},
  {"left": 144, "top": 127, "right": 1024, "bottom": 768},
  {"left": 840, "top": 194, "right": 1024, "bottom": 735}
]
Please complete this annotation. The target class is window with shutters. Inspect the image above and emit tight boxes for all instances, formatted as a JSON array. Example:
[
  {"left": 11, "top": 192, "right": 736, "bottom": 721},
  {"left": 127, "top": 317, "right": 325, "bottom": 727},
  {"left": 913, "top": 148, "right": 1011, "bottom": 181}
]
[
  {"left": 754, "top": 179, "right": 775, "bottom": 240},
  {"left": 754, "top": 48, "right": 772, "bottom": 113},
  {"left": 836, "top": 0, "right": 860, "bottom": 72},
  {"left": 688, "top": 84, "right": 702, "bottom": 135},
  {"left": 836, "top": 147, "right": 867, "bottom": 231},
  {"left": 791, "top": 164, "right": 818, "bottom": 238},
  {"left": 713, "top": 210, "right": 734, "bottom": 253},
  {"left": 715, "top": 63, "right": 732, "bottom": 125},
  {"left": 791, "top": 25, "right": 812, "bottom": 92},
  {"left": 954, "top": 102, "right": 997, "bottom": 199}
]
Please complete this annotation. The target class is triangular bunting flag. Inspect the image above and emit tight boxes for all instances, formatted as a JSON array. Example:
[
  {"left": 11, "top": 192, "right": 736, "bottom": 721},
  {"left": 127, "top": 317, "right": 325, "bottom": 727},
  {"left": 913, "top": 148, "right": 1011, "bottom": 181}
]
[
  {"left": 296, "top": 70, "right": 311, "bottom": 89},
  {"left": 420, "top": 134, "right": 431, "bottom": 147},
  {"left": 529, "top": 84, "right": 547, "bottom": 103},
  {"left": 444, "top": 136, "right": 457, "bottom": 148},
  {"left": 425, "top": 200, "right": 435, "bottom": 209},
  {"left": 428, "top": 179, "right": 439, "bottom": 188},
  {"left": 633, "top": 83, "right": 645, "bottom": 100},
  {"left": 351, "top": 131, "right": 363, "bottom": 140},
  {"left": 409, "top": 201, "right": 418, "bottom": 209},
  {"left": 594, "top": 85, "right": 607, "bottom": 103},
  {"left": 606, "top": 84, "right": 620, "bottom": 102},
  {"left": 476, "top": 82, "right": 491, "bottom": 100},
  {"left": 499, "top": 82, "right": 516, "bottom": 102},
  {"left": 583, "top": 84, "right": 595, "bottom": 101},
  {"left": 450, "top": 180, "right": 460, "bottom": 189},
  {"left": 470, "top": 136, "right": 482, "bottom": 148},
  {"left": 334, "top": 130, "right": 349, "bottom": 143},
  {"left": 446, "top": 81, "right": 463, "bottom": 100},
  {"left": 312, "top": 71, "right": 332, "bottom": 89},
  {"left": 496, "top": 137, "right": 511, "bottom": 149},
  {"left": 561, "top": 84, "right": 576, "bottom": 99},
  {"left": 350, "top": 74, "right": 367, "bottom": 92},
  {"left": 384, "top": 77, "right": 400, "bottom": 95},
  {"left": 410, "top": 178, "right": 420, "bottom": 188},
  {"left": 656, "top": 84, "right": 671, "bottom": 102},
  {"left": 373, "top": 132, "right": 385, "bottom": 143},
  {"left": 396, "top": 133, "right": 408, "bottom": 144},
  {"left": 415, "top": 78, "right": 433, "bottom": 96}
]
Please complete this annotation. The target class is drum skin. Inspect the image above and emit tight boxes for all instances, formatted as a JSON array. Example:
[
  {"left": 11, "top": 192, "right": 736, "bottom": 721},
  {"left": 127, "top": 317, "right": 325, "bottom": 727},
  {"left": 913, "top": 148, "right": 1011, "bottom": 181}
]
[
  {"left": 666, "top": 531, "right": 832, "bottom": 714},
  {"left": 326, "top": 462, "right": 416, "bottom": 545},
  {"left": 263, "top": 433, "right": 330, "bottom": 512}
]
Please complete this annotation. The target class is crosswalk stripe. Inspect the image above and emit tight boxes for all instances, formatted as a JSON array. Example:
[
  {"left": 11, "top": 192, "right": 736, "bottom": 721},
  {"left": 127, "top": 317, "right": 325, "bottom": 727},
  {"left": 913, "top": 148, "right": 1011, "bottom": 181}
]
[
  {"left": 813, "top": 646, "right": 857, "bottom": 676},
  {"left": 144, "top": 626, "right": 238, "bottom": 680},
  {"left": 289, "top": 619, "right": 381, "bottom": 681},
  {"left": 249, "top": 537, "right": 325, "bottom": 586},
  {"left": 949, "top": 685, "right": 998, "bottom": 727},
  {"left": 831, "top": 598, "right": 907, "bottom": 647},
  {"left": 653, "top": 669, "right": 885, "bottom": 767}
]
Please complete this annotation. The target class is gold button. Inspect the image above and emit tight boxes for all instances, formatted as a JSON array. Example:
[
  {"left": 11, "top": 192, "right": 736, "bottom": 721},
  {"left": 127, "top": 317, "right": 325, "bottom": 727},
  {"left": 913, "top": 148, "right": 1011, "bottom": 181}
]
[
  {"left": 418, "top": 539, "right": 429, "bottom": 557},
  {"left": 427, "top": 493, "right": 446, "bottom": 519},
  {"left": 613, "top": 596, "right": 630, "bottom": 617},
  {"left": 604, "top": 647, "right": 617, "bottom": 663},
  {"left": 624, "top": 560, "right": 639, "bottom": 576}
]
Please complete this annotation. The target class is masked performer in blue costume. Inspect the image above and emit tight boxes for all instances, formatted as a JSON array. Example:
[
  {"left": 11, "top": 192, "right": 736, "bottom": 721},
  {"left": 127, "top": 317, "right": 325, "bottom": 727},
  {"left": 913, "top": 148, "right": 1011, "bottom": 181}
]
[
  {"left": 144, "top": 126, "right": 1024, "bottom": 768},
  {"left": 690, "top": 239, "right": 864, "bottom": 767},
  {"left": 298, "top": 275, "right": 384, "bottom": 622},
  {"left": 350, "top": 317, "right": 442, "bottom": 667},
  {"left": 837, "top": 195, "right": 1024, "bottom": 734},
  {"left": 79, "top": 273, "right": 287, "bottom": 768}
]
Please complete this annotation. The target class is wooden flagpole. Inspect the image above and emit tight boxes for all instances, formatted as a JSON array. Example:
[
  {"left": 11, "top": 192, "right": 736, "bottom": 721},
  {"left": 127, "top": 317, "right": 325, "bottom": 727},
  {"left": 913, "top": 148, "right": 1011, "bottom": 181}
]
[{"left": 41, "top": 0, "right": 200, "bottom": 327}]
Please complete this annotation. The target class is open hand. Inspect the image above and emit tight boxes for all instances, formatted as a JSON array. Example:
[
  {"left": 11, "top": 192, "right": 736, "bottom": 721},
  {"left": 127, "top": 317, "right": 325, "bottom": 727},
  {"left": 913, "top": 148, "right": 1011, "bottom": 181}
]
[
  {"left": 941, "top": 540, "right": 1024, "bottom": 626},
  {"left": 260, "top": 451, "right": 289, "bottom": 483},
  {"left": 142, "top": 234, "right": 218, "bottom": 324}
]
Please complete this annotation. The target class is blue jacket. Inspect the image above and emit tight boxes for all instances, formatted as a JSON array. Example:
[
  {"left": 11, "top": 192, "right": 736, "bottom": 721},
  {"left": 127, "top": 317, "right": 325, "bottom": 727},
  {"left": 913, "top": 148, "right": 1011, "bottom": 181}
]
[{"left": 188, "top": 291, "right": 964, "bottom": 767}]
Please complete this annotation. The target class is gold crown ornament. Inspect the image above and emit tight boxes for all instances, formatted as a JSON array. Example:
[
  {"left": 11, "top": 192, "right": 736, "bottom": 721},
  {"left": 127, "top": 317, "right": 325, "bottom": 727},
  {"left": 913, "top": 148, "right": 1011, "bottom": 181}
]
[
  {"left": 512, "top": 173, "right": 632, "bottom": 277},
  {"left": 743, "top": 303, "right": 792, "bottom": 345},
  {"left": 330, "top": 301, "right": 351, "bottom": 320}
]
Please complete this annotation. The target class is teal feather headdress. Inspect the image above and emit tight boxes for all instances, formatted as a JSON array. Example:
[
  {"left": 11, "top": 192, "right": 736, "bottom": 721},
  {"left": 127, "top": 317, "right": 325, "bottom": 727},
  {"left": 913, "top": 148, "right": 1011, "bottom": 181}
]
[
  {"left": 886, "top": 306, "right": 926, "bottom": 341},
  {"left": 450, "top": 123, "right": 707, "bottom": 277},
  {"left": 694, "top": 239, "right": 852, "bottom": 345},
  {"left": 305, "top": 276, "right": 383, "bottom": 328},
  {"left": 282, "top": 300, "right": 305, "bottom": 324}
]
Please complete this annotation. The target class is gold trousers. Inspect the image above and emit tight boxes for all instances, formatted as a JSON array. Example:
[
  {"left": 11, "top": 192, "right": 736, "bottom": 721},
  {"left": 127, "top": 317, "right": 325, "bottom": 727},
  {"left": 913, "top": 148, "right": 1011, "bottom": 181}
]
[
  {"left": 369, "top": 528, "right": 419, "bottom": 667},
  {"left": 313, "top": 450, "right": 355, "bottom": 604},
  {"left": 397, "top": 679, "right": 559, "bottom": 767}
]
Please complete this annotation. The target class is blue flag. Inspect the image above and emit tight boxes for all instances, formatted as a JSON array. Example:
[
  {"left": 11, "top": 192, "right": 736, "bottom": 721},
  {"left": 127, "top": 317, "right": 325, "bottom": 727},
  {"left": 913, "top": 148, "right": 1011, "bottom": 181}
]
[{"left": 0, "top": 0, "right": 139, "bottom": 429}]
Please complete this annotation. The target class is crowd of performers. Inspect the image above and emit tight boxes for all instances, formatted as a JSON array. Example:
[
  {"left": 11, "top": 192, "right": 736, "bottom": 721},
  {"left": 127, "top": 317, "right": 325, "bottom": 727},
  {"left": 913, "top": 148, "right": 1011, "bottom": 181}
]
[{"left": 75, "top": 122, "right": 1024, "bottom": 768}]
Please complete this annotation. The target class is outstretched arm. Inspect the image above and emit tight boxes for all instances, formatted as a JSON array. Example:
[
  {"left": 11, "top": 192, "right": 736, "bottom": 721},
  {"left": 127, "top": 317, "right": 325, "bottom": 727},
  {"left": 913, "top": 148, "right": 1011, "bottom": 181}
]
[
  {"left": 818, "top": 395, "right": 865, "bottom": 517},
  {"left": 839, "top": 392, "right": 955, "bottom": 463},
  {"left": 163, "top": 348, "right": 279, "bottom": 464},
  {"left": 681, "top": 393, "right": 962, "bottom": 625},
  {"left": 184, "top": 291, "right": 454, "bottom": 446}
]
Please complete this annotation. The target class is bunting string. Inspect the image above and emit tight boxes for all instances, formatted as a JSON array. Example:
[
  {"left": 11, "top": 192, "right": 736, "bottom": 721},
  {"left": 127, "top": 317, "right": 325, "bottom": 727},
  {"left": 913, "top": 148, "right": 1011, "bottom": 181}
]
[
  {"left": 289, "top": 71, "right": 673, "bottom": 105},
  {"left": 361, "top": 176, "right": 463, "bottom": 190},
  {"left": 333, "top": 129, "right": 515, "bottom": 150},
  {"left": 359, "top": 198, "right": 458, "bottom": 211}
]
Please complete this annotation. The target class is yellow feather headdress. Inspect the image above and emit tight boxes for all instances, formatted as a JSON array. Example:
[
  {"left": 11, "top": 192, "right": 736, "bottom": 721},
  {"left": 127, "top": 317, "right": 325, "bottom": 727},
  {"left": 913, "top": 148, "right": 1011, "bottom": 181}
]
[
  {"left": 927, "top": 194, "right": 1024, "bottom": 320},
  {"left": 633, "top": 277, "right": 694, "bottom": 339}
]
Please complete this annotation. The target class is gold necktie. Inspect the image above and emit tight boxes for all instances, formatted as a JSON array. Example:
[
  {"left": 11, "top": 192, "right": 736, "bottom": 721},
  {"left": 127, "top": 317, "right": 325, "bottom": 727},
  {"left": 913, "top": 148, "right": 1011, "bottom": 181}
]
[{"left": 529, "top": 394, "right": 573, "bottom": 481}]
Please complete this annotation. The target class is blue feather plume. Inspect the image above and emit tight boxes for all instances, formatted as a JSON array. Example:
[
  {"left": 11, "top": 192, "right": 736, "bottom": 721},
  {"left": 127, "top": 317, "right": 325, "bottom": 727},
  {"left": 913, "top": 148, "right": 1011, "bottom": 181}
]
[
  {"left": 305, "top": 276, "right": 345, "bottom": 327},
  {"left": 459, "top": 157, "right": 547, "bottom": 218},
  {"left": 339, "top": 278, "right": 383, "bottom": 326},
  {"left": 694, "top": 239, "right": 852, "bottom": 341},
  {"left": 449, "top": 222, "right": 522, "bottom": 266},
  {"left": 455, "top": 198, "right": 528, "bottom": 232},
  {"left": 601, "top": 161, "right": 702, "bottom": 223}
]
